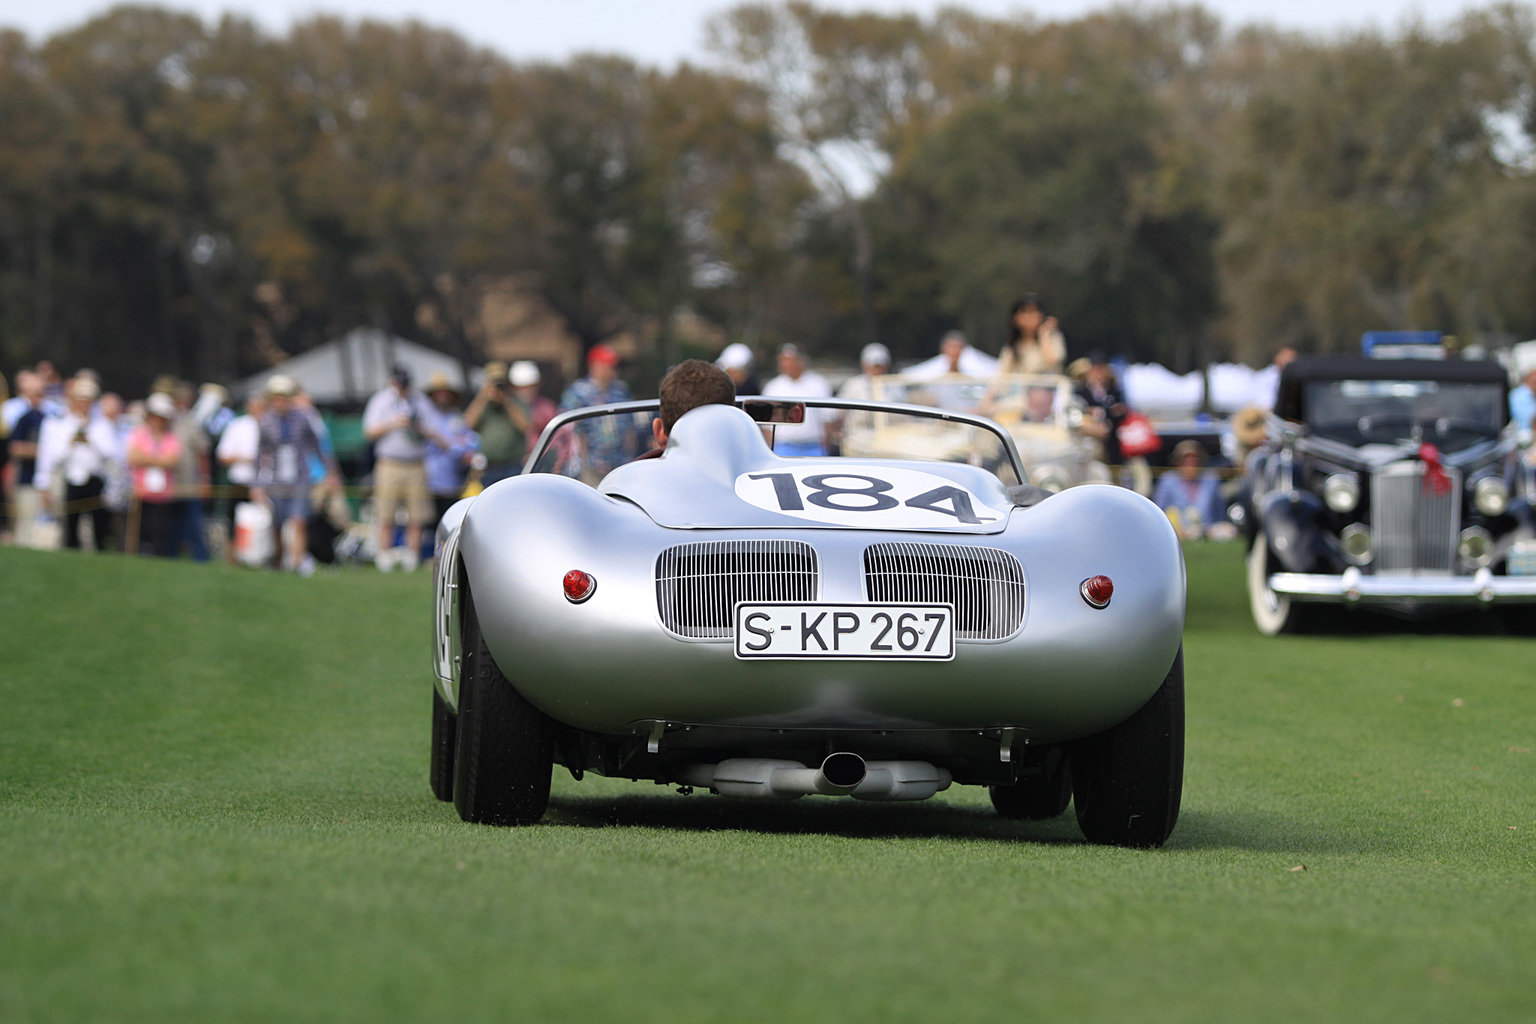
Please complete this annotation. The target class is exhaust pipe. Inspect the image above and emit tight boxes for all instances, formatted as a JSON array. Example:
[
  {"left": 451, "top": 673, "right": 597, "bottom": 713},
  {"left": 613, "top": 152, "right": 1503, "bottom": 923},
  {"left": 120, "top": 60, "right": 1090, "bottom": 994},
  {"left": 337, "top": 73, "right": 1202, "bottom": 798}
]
[
  {"left": 815, "top": 752, "right": 867, "bottom": 794},
  {"left": 675, "top": 756, "right": 952, "bottom": 801}
]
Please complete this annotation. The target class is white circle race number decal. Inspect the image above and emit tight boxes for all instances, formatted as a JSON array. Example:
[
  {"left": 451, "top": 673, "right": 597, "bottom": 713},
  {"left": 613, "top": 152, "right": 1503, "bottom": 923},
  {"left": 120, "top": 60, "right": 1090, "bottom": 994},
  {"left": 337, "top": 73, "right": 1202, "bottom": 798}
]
[{"left": 734, "top": 466, "right": 1008, "bottom": 528}]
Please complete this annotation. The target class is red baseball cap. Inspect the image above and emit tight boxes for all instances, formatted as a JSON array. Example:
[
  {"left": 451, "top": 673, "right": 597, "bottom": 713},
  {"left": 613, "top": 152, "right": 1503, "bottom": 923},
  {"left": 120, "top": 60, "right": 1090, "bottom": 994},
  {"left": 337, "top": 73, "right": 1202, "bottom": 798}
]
[{"left": 587, "top": 344, "right": 619, "bottom": 367}]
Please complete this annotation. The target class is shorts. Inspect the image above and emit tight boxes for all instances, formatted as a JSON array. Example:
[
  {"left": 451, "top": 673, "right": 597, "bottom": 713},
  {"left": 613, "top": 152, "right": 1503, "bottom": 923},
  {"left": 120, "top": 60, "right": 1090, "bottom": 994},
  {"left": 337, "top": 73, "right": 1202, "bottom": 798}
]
[
  {"left": 373, "top": 458, "right": 431, "bottom": 526},
  {"left": 270, "top": 493, "right": 310, "bottom": 525}
]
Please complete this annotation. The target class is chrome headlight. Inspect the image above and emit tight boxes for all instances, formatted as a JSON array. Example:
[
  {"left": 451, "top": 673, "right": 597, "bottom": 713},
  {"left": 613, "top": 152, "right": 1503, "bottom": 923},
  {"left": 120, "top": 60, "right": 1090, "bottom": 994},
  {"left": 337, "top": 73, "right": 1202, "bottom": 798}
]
[
  {"left": 1474, "top": 477, "right": 1509, "bottom": 517},
  {"left": 1323, "top": 473, "right": 1360, "bottom": 513},
  {"left": 1340, "top": 523, "right": 1372, "bottom": 565},
  {"left": 1459, "top": 526, "right": 1493, "bottom": 567}
]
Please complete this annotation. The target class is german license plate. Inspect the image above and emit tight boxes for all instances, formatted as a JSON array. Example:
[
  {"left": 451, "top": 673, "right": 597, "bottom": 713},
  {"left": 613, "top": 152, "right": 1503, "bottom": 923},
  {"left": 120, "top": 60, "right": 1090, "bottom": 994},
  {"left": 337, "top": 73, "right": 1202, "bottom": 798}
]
[{"left": 734, "top": 603, "right": 954, "bottom": 660}]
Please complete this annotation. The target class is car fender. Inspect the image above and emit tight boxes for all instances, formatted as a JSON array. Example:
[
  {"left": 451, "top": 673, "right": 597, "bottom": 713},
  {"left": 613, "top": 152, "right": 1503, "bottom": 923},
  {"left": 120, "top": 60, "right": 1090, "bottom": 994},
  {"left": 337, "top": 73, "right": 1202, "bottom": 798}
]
[{"left": 1258, "top": 488, "right": 1340, "bottom": 574}]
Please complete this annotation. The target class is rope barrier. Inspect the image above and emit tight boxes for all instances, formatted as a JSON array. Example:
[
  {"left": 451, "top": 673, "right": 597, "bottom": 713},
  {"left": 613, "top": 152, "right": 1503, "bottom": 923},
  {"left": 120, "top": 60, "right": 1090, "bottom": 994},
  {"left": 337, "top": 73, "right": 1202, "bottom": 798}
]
[{"left": 0, "top": 463, "right": 1250, "bottom": 519}]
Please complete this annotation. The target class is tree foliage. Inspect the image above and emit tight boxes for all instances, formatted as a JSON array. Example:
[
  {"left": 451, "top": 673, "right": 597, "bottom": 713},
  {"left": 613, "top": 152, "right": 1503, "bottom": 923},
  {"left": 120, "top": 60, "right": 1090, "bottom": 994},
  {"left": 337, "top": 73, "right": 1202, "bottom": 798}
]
[{"left": 4, "top": 3, "right": 1536, "bottom": 388}]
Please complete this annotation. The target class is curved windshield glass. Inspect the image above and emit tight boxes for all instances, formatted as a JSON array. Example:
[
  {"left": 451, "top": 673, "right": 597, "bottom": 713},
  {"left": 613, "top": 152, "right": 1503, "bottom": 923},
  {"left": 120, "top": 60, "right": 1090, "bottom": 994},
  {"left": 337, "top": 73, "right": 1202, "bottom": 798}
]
[
  {"left": 528, "top": 399, "right": 1023, "bottom": 488},
  {"left": 1304, "top": 379, "right": 1505, "bottom": 448},
  {"left": 875, "top": 373, "right": 1071, "bottom": 427}
]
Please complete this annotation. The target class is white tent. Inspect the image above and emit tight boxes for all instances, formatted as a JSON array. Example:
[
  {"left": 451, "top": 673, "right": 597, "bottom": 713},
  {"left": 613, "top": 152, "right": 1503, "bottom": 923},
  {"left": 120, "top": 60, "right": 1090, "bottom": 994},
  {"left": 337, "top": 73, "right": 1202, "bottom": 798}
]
[
  {"left": 1121, "top": 363, "right": 1204, "bottom": 417},
  {"left": 236, "top": 328, "right": 472, "bottom": 405}
]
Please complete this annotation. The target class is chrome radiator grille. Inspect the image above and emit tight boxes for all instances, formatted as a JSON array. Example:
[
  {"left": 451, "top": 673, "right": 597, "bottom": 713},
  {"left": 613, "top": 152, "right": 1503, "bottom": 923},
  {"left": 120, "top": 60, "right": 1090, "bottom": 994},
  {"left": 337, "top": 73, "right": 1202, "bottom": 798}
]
[
  {"left": 863, "top": 542, "right": 1026, "bottom": 640},
  {"left": 656, "top": 540, "right": 818, "bottom": 638},
  {"left": 1371, "top": 463, "right": 1460, "bottom": 573}
]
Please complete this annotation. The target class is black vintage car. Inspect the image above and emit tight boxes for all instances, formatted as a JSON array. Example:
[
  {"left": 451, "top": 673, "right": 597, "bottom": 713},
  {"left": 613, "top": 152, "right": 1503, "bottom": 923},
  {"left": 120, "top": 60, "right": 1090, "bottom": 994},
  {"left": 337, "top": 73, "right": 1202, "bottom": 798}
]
[{"left": 1241, "top": 357, "right": 1536, "bottom": 633}]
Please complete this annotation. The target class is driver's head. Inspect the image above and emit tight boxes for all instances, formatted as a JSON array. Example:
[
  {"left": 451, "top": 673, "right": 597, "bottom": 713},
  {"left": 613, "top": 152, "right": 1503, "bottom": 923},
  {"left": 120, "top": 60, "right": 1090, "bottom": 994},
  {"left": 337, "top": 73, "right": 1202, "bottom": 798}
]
[{"left": 655, "top": 359, "right": 737, "bottom": 444}]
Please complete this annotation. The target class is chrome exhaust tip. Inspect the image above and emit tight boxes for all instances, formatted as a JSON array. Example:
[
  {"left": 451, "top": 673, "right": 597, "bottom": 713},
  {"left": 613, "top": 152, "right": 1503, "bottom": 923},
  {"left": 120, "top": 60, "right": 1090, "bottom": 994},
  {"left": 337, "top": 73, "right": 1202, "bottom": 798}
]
[{"left": 816, "top": 752, "right": 867, "bottom": 793}]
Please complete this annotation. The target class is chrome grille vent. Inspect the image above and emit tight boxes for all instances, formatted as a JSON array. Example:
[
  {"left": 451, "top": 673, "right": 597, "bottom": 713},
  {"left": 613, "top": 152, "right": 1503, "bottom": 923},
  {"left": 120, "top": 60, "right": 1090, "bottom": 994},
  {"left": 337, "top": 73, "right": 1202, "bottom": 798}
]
[
  {"left": 656, "top": 540, "right": 818, "bottom": 638},
  {"left": 1371, "top": 463, "right": 1460, "bottom": 573},
  {"left": 863, "top": 542, "right": 1026, "bottom": 640}
]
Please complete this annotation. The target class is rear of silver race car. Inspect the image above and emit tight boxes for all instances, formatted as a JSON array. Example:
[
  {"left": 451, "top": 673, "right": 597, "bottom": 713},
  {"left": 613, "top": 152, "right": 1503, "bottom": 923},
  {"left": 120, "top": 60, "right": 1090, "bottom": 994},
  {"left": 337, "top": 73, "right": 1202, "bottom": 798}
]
[{"left": 442, "top": 475, "right": 1183, "bottom": 754}]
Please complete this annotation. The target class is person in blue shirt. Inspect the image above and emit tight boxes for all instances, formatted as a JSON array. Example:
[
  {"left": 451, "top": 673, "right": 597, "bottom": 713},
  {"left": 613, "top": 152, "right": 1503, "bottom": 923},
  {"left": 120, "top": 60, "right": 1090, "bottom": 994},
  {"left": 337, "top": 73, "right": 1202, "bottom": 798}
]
[
  {"left": 1153, "top": 440, "right": 1225, "bottom": 540},
  {"left": 1510, "top": 366, "right": 1536, "bottom": 444},
  {"left": 423, "top": 372, "right": 480, "bottom": 524},
  {"left": 559, "top": 345, "right": 635, "bottom": 483}
]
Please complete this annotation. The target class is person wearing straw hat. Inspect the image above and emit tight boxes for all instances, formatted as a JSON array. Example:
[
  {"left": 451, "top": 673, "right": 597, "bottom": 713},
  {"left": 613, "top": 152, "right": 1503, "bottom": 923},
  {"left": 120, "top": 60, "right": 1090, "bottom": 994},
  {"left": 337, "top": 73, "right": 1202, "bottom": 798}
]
[
  {"left": 465, "top": 360, "right": 532, "bottom": 486},
  {"left": 1153, "top": 439, "right": 1225, "bottom": 540},
  {"left": 423, "top": 371, "right": 479, "bottom": 526}
]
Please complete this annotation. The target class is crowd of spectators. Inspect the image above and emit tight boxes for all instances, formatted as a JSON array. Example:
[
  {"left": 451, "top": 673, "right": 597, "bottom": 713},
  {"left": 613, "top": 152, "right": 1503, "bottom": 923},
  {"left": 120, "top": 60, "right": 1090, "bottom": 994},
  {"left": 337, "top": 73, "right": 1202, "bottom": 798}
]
[
  {"left": 1, "top": 296, "right": 1271, "bottom": 568},
  {"left": 0, "top": 344, "right": 647, "bottom": 573}
]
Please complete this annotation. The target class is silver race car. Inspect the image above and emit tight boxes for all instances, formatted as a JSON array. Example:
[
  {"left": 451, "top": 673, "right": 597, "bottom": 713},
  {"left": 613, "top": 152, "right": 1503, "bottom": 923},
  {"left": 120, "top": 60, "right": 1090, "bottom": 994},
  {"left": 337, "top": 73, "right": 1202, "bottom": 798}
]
[{"left": 431, "top": 396, "right": 1187, "bottom": 847}]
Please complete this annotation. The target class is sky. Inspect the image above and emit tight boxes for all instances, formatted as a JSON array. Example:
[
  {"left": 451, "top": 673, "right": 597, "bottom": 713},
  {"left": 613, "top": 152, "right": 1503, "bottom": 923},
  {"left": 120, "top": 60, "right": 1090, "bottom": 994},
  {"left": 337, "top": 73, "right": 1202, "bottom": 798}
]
[{"left": 0, "top": 0, "right": 1496, "bottom": 64}]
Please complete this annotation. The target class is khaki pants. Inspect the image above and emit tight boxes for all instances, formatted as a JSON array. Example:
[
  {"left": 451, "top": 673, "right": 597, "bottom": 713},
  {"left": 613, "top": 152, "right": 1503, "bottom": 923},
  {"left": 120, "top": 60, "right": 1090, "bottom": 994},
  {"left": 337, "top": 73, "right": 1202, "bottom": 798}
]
[{"left": 373, "top": 459, "right": 431, "bottom": 527}]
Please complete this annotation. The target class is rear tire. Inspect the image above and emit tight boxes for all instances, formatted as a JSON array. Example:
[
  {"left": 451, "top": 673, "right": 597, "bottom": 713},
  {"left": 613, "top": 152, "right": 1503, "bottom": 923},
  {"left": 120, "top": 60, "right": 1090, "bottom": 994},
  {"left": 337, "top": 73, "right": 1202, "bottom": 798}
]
[
  {"left": 990, "top": 747, "right": 1072, "bottom": 820},
  {"left": 1248, "top": 529, "right": 1314, "bottom": 635},
  {"left": 453, "top": 582, "right": 553, "bottom": 826},
  {"left": 1070, "top": 645, "right": 1184, "bottom": 848},
  {"left": 429, "top": 688, "right": 457, "bottom": 802}
]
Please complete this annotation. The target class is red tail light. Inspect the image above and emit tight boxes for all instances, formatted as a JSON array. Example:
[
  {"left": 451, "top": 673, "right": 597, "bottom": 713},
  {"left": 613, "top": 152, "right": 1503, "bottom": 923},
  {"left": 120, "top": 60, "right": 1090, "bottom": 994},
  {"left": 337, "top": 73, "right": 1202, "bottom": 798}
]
[
  {"left": 563, "top": 569, "right": 596, "bottom": 603},
  {"left": 1080, "top": 575, "right": 1113, "bottom": 608}
]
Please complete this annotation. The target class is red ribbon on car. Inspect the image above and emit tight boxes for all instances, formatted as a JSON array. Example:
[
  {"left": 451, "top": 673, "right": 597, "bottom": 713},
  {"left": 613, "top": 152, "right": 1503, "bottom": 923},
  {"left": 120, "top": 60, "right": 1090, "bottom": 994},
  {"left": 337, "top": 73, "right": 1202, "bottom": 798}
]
[{"left": 1419, "top": 442, "right": 1452, "bottom": 496}]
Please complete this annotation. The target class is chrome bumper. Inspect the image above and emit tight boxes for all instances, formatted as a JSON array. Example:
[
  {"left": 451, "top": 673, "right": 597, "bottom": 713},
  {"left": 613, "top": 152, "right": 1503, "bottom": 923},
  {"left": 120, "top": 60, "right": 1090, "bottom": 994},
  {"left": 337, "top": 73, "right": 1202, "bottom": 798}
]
[{"left": 1272, "top": 567, "right": 1536, "bottom": 605}]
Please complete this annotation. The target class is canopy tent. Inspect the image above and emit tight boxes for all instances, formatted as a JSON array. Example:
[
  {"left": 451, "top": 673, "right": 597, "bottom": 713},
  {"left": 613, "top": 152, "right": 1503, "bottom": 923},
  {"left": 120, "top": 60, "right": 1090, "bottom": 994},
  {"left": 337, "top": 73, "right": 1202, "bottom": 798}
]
[{"left": 235, "top": 328, "right": 472, "bottom": 406}]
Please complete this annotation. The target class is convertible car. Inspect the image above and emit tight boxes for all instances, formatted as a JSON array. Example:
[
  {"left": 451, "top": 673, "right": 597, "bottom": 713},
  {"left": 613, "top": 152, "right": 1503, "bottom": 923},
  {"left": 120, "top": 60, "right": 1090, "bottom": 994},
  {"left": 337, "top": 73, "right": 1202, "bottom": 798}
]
[
  {"left": 1242, "top": 356, "right": 1536, "bottom": 633},
  {"left": 431, "top": 395, "right": 1186, "bottom": 847},
  {"left": 844, "top": 373, "right": 1111, "bottom": 493}
]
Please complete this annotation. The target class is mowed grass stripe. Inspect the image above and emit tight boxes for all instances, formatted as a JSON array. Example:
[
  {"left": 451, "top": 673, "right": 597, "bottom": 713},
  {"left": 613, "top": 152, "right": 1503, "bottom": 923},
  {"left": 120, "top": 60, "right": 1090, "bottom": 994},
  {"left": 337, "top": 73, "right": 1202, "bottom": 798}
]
[{"left": 1, "top": 545, "right": 1533, "bottom": 1022}]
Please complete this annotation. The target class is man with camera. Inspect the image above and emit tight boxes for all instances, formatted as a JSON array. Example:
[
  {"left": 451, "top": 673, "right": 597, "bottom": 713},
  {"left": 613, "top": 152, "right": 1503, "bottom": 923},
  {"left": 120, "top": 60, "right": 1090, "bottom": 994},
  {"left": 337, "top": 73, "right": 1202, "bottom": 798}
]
[
  {"left": 363, "top": 363, "right": 442, "bottom": 571},
  {"left": 463, "top": 360, "right": 532, "bottom": 486}
]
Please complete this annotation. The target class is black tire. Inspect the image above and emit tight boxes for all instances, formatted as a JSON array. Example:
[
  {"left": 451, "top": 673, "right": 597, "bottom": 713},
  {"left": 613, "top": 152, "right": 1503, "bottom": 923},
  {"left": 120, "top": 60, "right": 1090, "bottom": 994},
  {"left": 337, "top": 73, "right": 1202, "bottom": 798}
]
[
  {"left": 990, "top": 747, "right": 1072, "bottom": 820},
  {"left": 1069, "top": 645, "right": 1185, "bottom": 848},
  {"left": 429, "top": 687, "right": 457, "bottom": 802},
  {"left": 453, "top": 582, "right": 553, "bottom": 826}
]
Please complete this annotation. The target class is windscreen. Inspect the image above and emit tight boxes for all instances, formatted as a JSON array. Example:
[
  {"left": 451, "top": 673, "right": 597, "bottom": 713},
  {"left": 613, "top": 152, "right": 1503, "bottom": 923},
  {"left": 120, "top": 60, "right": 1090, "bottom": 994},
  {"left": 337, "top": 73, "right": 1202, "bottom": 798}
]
[
  {"left": 1304, "top": 379, "right": 1506, "bottom": 448},
  {"left": 529, "top": 402, "right": 1022, "bottom": 488}
]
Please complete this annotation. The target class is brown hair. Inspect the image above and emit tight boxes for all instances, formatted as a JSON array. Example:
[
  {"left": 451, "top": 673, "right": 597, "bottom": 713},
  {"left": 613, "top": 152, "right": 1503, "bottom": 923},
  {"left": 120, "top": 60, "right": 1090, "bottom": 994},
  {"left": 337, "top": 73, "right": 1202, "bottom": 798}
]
[{"left": 659, "top": 359, "right": 737, "bottom": 433}]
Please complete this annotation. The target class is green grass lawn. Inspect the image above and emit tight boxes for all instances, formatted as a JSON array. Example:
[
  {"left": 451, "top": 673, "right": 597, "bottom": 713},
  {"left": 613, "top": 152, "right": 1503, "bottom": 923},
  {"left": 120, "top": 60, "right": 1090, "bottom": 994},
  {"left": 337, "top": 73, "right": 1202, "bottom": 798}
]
[{"left": 2, "top": 544, "right": 1533, "bottom": 1022}]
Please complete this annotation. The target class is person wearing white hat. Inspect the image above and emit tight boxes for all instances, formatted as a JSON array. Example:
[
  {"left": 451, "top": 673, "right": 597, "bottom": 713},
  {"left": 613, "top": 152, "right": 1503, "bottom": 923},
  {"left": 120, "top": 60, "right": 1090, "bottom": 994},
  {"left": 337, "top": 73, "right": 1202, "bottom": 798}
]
[
  {"left": 509, "top": 361, "right": 559, "bottom": 451},
  {"left": 830, "top": 343, "right": 892, "bottom": 443},
  {"left": 836, "top": 343, "right": 892, "bottom": 402},
  {"left": 715, "top": 343, "right": 761, "bottom": 396},
  {"left": 36, "top": 377, "right": 118, "bottom": 550},
  {"left": 127, "top": 391, "right": 185, "bottom": 556}
]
